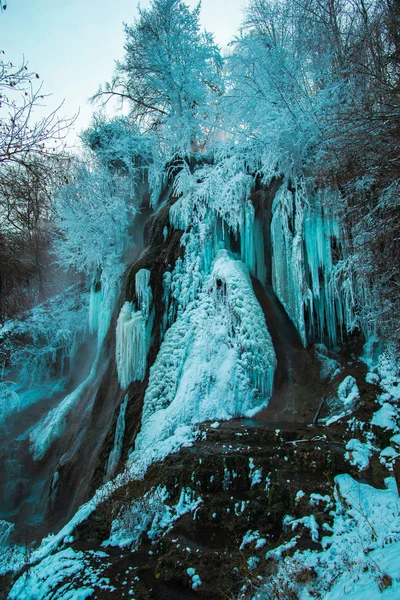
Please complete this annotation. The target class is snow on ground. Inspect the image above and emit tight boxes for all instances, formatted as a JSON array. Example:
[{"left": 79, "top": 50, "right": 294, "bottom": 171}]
[
  {"left": 337, "top": 375, "right": 360, "bottom": 410},
  {"left": 345, "top": 438, "right": 372, "bottom": 470},
  {"left": 375, "top": 344, "right": 400, "bottom": 403},
  {"left": 250, "top": 475, "right": 400, "bottom": 600},
  {"left": 8, "top": 547, "right": 115, "bottom": 600},
  {"left": 104, "top": 486, "right": 202, "bottom": 549},
  {"left": 372, "top": 403, "right": 400, "bottom": 433}
]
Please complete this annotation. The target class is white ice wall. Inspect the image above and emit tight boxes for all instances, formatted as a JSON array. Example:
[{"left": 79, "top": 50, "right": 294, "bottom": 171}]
[
  {"left": 135, "top": 249, "right": 276, "bottom": 454},
  {"left": 271, "top": 182, "right": 356, "bottom": 346},
  {"left": 115, "top": 269, "right": 153, "bottom": 389}
]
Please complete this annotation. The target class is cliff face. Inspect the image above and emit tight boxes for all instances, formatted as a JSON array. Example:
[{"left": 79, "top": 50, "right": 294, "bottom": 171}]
[
  {"left": 45, "top": 164, "right": 349, "bottom": 533},
  {"left": 2, "top": 158, "right": 400, "bottom": 599}
]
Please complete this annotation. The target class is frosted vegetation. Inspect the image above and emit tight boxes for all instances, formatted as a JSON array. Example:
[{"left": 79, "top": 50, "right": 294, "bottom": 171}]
[
  {"left": 0, "top": 0, "right": 399, "bottom": 594},
  {"left": 116, "top": 269, "right": 153, "bottom": 388},
  {"left": 254, "top": 474, "right": 400, "bottom": 600},
  {"left": 0, "top": 286, "right": 88, "bottom": 427}
]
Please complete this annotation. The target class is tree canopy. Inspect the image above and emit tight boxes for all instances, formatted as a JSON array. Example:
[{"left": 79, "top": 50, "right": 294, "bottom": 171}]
[{"left": 93, "top": 0, "right": 224, "bottom": 152}]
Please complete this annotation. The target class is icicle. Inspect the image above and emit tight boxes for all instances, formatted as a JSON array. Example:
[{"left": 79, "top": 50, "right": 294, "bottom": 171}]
[
  {"left": 169, "top": 194, "right": 193, "bottom": 231},
  {"left": 135, "top": 269, "right": 152, "bottom": 319},
  {"left": 88, "top": 281, "right": 102, "bottom": 334},
  {"left": 161, "top": 271, "right": 172, "bottom": 338},
  {"left": 115, "top": 270, "right": 154, "bottom": 389},
  {"left": 106, "top": 395, "right": 128, "bottom": 479},
  {"left": 271, "top": 182, "right": 356, "bottom": 347},
  {"left": 254, "top": 217, "right": 266, "bottom": 286},
  {"left": 116, "top": 302, "right": 147, "bottom": 389},
  {"left": 271, "top": 185, "right": 307, "bottom": 345},
  {"left": 88, "top": 268, "right": 122, "bottom": 347},
  {"left": 303, "top": 196, "right": 342, "bottom": 345},
  {"left": 240, "top": 201, "right": 256, "bottom": 275}
]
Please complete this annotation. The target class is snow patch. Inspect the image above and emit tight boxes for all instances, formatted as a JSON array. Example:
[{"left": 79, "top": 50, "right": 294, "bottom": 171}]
[
  {"left": 372, "top": 403, "right": 399, "bottom": 433},
  {"left": 104, "top": 486, "right": 202, "bottom": 549},
  {"left": 345, "top": 439, "right": 372, "bottom": 470}
]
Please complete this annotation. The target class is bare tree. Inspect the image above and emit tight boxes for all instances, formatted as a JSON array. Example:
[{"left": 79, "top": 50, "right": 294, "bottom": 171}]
[
  {"left": 0, "top": 54, "right": 74, "bottom": 169},
  {"left": 0, "top": 53, "right": 74, "bottom": 319}
]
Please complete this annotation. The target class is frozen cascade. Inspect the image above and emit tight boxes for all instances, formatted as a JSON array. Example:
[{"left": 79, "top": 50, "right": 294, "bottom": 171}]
[
  {"left": 135, "top": 269, "right": 152, "bottom": 318},
  {"left": 170, "top": 159, "right": 266, "bottom": 286},
  {"left": 271, "top": 183, "right": 356, "bottom": 346},
  {"left": 88, "top": 283, "right": 102, "bottom": 335},
  {"left": 171, "top": 161, "right": 357, "bottom": 346},
  {"left": 88, "top": 270, "right": 122, "bottom": 346},
  {"left": 106, "top": 395, "right": 128, "bottom": 479},
  {"left": 134, "top": 249, "right": 276, "bottom": 454},
  {"left": 164, "top": 215, "right": 222, "bottom": 330},
  {"left": 116, "top": 304, "right": 147, "bottom": 389},
  {"left": 116, "top": 269, "right": 154, "bottom": 389},
  {"left": 271, "top": 184, "right": 307, "bottom": 344},
  {"left": 152, "top": 158, "right": 279, "bottom": 457}
]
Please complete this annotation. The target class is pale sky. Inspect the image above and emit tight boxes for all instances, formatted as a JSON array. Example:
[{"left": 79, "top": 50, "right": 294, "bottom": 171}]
[{"left": 1, "top": 0, "right": 246, "bottom": 149}]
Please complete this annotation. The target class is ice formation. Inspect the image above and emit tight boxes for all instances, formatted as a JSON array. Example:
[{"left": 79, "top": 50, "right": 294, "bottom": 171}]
[
  {"left": 271, "top": 182, "right": 356, "bottom": 345},
  {"left": 171, "top": 158, "right": 357, "bottom": 348},
  {"left": 115, "top": 269, "right": 153, "bottom": 389},
  {"left": 88, "top": 271, "right": 122, "bottom": 347},
  {"left": 130, "top": 155, "right": 284, "bottom": 458},
  {"left": 29, "top": 359, "right": 104, "bottom": 461},
  {"left": 135, "top": 249, "right": 276, "bottom": 455},
  {"left": 106, "top": 395, "right": 129, "bottom": 479},
  {"left": 135, "top": 268, "right": 152, "bottom": 318},
  {"left": 337, "top": 375, "right": 360, "bottom": 410},
  {"left": 116, "top": 304, "right": 147, "bottom": 388}
]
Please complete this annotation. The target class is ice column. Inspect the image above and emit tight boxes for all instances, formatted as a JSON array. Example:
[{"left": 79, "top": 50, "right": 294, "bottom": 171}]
[
  {"left": 240, "top": 202, "right": 266, "bottom": 285},
  {"left": 271, "top": 185, "right": 307, "bottom": 344},
  {"left": 116, "top": 269, "right": 153, "bottom": 389},
  {"left": 106, "top": 395, "right": 128, "bottom": 479},
  {"left": 271, "top": 183, "right": 353, "bottom": 346},
  {"left": 88, "top": 281, "right": 102, "bottom": 334},
  {"left": 135, "top": 269, "right": 152, "bottom": 318}
]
